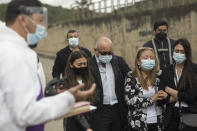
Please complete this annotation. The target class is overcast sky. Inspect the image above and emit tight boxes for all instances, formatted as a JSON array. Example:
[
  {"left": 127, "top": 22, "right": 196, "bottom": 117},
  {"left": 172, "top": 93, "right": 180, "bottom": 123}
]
[
  {"left": 0, "top": 0, "right": 141, "bottom": 8},
  {"left": 0, "top": 0, "right": 102, "bottom": 8}
]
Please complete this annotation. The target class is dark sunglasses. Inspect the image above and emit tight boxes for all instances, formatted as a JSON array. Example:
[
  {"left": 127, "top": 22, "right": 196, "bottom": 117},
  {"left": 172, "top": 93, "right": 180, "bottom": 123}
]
[
  {"left": 96, "top": 48, "right": 112, "bottom": 55},
  {"left": 98, "top": 50, "right": 112, "bottom": 55}
]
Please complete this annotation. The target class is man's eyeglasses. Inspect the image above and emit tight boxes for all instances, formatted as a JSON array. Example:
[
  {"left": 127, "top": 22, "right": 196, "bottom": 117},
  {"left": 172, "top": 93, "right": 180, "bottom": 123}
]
[
  {"left": 96, "top": 49, "right": 112, "bottom": 55},
  {"left": 99, "top": 51, "right": 112, "bottom": 55},
  {"left": 174, "top": 49, "right": 185, "bottom": 54}
]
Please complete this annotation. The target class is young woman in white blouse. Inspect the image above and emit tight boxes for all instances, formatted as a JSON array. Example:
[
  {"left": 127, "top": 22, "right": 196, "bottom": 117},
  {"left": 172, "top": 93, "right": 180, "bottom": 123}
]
[{"left": 125, "top": 47, "right": 167, "bottom": 131}]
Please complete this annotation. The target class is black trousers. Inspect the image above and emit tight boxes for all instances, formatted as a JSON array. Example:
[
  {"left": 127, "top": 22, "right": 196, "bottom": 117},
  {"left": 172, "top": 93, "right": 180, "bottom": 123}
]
[
  {"left": 181, "top": 126, "right": 197, "bottom": 131},
  {"left": 165, "top": 108, "right": 180, "bottom": 131},
  {"left": 63, "top": 118, "right": 85, "bottom": 131},
  {"left": 131, "top": 123, "right": 160, "bottom": 131},
  {"left": 147, "top": 123, "right": 160, "bottom": 131},
  {"left": 95, "top": 104, "right": 122, "bottom": 131}
]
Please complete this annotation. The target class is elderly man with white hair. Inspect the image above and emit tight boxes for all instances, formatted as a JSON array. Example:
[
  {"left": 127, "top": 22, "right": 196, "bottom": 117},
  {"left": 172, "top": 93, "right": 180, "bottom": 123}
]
[{"left": 89, "top": 37, "right": 131, "bottom": 131}]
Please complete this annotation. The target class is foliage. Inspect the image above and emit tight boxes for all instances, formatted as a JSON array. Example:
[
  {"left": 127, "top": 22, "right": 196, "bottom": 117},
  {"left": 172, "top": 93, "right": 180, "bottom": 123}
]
[
  {"left": 0, "top": 4, "right": 7, "bottom": 22},
  {"left": 44, "top": 4, "right": 71, "bottom": 25},
  {"left": 0, "top": 3, "right": 71, "bottom": 25}
]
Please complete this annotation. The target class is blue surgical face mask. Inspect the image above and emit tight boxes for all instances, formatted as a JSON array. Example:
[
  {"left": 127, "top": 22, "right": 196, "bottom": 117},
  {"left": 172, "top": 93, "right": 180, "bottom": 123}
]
[
  {"left": 98, "top": 55, "right": 112, "bottom": 64},
  {"left": 173, "top": 52, "right": 186, "bottom": 64},
  {"left": 140, "top": 59, "right": 155, "bottom": 71},
  {"left": 27, "top": 24, "right": 46, "bottom": 46},
  {"left": 69, "top": 37, "right": 79, "bottom": 48}
]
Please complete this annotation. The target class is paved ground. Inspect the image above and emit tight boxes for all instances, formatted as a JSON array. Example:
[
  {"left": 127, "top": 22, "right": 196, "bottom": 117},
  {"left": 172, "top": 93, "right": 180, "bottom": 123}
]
[{"left": 39, "top": 56, "right": 64, "bottom": 131}]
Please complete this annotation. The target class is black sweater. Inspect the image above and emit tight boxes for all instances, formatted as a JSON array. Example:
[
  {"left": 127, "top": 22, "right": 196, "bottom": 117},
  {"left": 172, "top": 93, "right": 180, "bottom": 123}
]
[{"left": 159, "top": 63, "right": 197, "bottom": 127}]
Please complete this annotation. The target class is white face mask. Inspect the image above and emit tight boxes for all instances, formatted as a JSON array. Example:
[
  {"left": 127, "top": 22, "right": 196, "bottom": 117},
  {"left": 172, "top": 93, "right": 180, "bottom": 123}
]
[
  {"left": 24, "top": 15, "right": 47, "bottom": 46},
  {"left": 173, "top": 52, "right": 186, "bottom": 64},
  {"left": 68, "top": 37, "right": 79, "bottom": 48},
  {"left": 20, "top": 7, "right": 48, "bottom": 46},
  {"left": 27, "top": 24, "right": 46, "bottom": 46},
  {"left": 140, "top": 59, "right": 155, "bottom": 71},
  {"left": 98, "top": 54, "right": 112, "bottom": 64}
]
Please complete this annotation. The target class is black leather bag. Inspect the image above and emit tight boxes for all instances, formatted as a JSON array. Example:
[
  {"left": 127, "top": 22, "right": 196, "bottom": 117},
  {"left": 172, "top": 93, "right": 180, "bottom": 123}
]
[
  {"left": 181, "top": 113, "right": 197, "bottom": 127},
  {"left": 179, "top": 102, "right": 197, "bottom": 129},
  {"left": 45, "top": 78, "right": 64, "bottom": 96}
]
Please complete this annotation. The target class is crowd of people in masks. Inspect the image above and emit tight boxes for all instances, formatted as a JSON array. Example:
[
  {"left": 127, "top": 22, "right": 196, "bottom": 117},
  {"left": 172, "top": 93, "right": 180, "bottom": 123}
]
[
  {"left": 44, "top": 20, "right": 197, "bottom": 131},
  {"left": 0, "top": 1, "right": 197, "bottom": 131}
]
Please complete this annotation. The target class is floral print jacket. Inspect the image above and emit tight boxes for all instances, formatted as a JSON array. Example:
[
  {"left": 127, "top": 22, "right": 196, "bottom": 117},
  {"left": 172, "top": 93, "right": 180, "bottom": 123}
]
[{"left": 124, "top": 71, "right": 163, "bottom": 131}]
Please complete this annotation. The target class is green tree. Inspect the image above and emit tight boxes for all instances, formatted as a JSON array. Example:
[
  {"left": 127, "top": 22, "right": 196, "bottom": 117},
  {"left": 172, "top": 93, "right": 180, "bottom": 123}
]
[{"left": 0, "top": 4, "right": 8, "bottom": 22}]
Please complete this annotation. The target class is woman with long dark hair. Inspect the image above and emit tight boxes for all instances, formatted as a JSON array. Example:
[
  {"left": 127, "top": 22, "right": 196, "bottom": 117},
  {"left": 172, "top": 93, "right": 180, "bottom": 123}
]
[
  {"left": 62, "top": 50, "right": 94, "bottom": 131},
  {"left": 45, "top": 50, "right": 94, "bottom": 131},
  {"left": 63, "top": 51, "right": 93, "bottom": 94},
  {"left": 159, "top": 38, "right": 197, "bottom": 131}
]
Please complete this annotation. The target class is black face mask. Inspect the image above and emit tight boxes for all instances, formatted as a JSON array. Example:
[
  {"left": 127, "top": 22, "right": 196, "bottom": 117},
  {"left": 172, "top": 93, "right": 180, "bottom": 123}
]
[
  {"left": 28, "top": 43, "right": 38, "bottom": 48},
  {"left": 72, "top": 67, "right": 87, "bottom": 75},
  {"left": 155, "top": 32, "right": 167, "bottom": 41}
]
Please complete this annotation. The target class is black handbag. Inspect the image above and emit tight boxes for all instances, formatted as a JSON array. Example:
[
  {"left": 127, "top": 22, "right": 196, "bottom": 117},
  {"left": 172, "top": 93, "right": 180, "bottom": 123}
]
[
  {"left": 179, "top": 101, "right": 197, "bottom": 129},
  {"left": 182, "top": 113, "right": 197, "bottom": 127},
  {"left": 44, "top": 78, "right": 65, "bottom": 96}
]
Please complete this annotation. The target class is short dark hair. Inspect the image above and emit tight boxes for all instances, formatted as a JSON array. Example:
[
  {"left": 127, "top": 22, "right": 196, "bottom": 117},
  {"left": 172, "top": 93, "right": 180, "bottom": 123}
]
[
  {"left": 153, "top": 20, "right": 168, "bottom": 31},
  {"left": 5, "top": 0, "right": 42, "bottom": 25},
  {"left": 66, "top": 30, "right": 78, "bottom": 39}
]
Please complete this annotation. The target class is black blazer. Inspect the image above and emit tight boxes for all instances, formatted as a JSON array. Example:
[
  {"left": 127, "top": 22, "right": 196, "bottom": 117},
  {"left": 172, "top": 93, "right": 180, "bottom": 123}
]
[
  {"left": 159, "top": 63, "right": 197, "bottom": 127},
  {"left": 89, "top": 55, "right": 131, "bottom": 122}
]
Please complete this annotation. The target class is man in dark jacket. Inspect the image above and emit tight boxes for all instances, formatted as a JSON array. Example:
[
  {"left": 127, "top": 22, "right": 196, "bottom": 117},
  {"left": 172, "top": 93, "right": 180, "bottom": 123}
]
[
  {"left": 89, "top": 37, "right": 131, "bottom": 131},
  {"left": 143, "top": 20, "right": 175, "bottom": 70},
  {"left": 52, "top": 30, "right": 92, "bottom": 79}
]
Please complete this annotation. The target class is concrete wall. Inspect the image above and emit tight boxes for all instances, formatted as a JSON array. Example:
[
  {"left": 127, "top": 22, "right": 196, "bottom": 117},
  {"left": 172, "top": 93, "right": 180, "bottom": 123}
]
[{"left": 37, "top": 2, "right": 197, "bottom": 67}]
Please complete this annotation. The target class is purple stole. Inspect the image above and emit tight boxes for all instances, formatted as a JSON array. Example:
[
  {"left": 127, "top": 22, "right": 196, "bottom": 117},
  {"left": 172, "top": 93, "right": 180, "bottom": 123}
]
[{"left": 26, "top": 79, "right": 44, "bottom": 131}]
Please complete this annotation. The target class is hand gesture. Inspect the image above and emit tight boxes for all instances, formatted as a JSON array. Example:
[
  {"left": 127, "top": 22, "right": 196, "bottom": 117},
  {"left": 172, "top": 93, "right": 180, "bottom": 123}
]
[
  {"left": 158, "top": 90, "right": 168, "bottom": 99},
  {"left": 151, "top": 92, "right": 162, "bottom": 102},
  {"left": 67, "top": 83, "right": 96, "bottom": 101},
  {"left": 165, "top": 86, "right": 172, "bottom": 94},
  {"left": 86, "top": 128, "right": 93, "bottom": 131},
  {"left": 56, "top": 84, "right": 66, "bottom": 94}
]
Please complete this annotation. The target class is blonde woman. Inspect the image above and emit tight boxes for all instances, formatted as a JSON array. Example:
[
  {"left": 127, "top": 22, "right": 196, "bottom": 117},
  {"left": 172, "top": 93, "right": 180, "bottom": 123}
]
[{"left": 124, "top": 47, "right": 167, "bottom": 131}]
